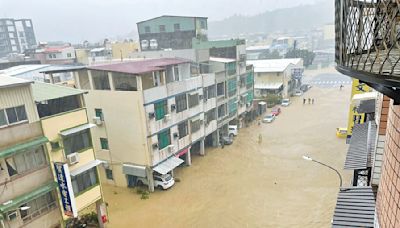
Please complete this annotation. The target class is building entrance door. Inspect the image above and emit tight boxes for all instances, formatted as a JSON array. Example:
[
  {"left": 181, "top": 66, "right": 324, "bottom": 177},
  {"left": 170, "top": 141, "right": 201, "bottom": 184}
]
[{"left": 127, "top": 175, "right": 137, "bottom": 187}]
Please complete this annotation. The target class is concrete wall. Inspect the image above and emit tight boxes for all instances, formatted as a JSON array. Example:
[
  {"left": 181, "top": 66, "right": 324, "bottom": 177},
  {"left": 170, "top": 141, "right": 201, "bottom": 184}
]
[
  {"left": 4, "top": 206, "right": 61, "bottom": 228},
  {"left": 0, "top": 121, "right": 42, "bottom": 149},
  {"left": 111, "top": 42, "right": 139, "bottom": 59}
]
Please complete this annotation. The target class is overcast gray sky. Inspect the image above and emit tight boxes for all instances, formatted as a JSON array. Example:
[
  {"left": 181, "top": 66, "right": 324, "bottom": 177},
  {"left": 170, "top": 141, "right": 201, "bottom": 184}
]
[{"left": 1, "top": 0, "right": 318, "bottom": 43}]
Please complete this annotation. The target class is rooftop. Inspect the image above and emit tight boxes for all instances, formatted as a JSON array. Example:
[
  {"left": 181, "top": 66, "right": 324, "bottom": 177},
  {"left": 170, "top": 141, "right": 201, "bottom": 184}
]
[
  {"left": 137, "top": 15, "right": 208, "bottom": 24},
  {"left": 0, "top": 74, "right": 32, "bottom": 89},
  {"left": 87, "top": 58, "right": 190, "bottom": 75},
  {"left": 31, "top": 82, "right": 85, "bottom": 102},
  {"left": 0, "top": 64, "right": 50, "bottom": 76},
  {"left": 209, "top": 57, "right": 236, "bottom": 63},
  {"left": 247, "top": 58, "right": 303, "bottom": 73}
]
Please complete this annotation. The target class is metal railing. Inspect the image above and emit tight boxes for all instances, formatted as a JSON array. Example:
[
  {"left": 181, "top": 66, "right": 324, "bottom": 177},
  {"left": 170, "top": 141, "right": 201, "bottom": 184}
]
[
  {"left": 335, "top": 0, "right": 400, "bottom": 81},
  {"left": 22, "top": 201, "right": 57, "bottom": 223}
]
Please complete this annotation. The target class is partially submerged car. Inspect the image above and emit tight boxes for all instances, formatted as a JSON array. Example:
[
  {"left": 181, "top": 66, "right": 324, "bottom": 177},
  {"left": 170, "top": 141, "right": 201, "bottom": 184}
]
[{"left": 262, "top": 114, "right": 276, "bottom": 123}]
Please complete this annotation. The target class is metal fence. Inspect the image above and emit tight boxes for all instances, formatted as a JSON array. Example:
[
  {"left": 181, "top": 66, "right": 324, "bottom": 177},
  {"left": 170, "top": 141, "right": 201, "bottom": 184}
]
[{"left": 335, "top": 0, "right": 400, "bottom": 78}]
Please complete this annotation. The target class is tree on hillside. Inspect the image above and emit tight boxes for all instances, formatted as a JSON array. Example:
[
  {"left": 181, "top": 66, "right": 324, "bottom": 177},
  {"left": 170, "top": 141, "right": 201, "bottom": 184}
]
[{"left": 285, "top": 49, "right": 316, "bottom": 67}]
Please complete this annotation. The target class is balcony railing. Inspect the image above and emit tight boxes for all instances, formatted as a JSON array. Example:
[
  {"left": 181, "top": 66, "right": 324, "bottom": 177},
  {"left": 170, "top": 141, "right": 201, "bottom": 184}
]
[{"left": 335, "top": 0, "right": 400, "bottom": 101}]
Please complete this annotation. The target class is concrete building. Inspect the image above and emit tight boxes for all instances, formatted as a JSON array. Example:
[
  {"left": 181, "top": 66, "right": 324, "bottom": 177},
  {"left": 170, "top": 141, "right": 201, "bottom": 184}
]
[
  {"left": 0, "top": 19, "right": 36, "bottom": 57},
  {"left": 333, "top": 1, "right": 400, "bottom": 227},
  {"left": 34, "top": 46, "right": 76, "bottom": 65},
  {"left": 137, "top": 15, "right": 208, "bottom": 51},
  {"left": 0, "top": 75, "right": 106, "bottom": 227},
  {"left": 111, "top": 41, "right": 139, "bottom": 60},
  {"left": 247, "top": 58, "right": 303, "bottom": 99},
  {"left": 0, "top": 76, "right": 61, "bottom": 228},
  {"left": 40, "top": 55, "right": 253, "bottom": 192}
]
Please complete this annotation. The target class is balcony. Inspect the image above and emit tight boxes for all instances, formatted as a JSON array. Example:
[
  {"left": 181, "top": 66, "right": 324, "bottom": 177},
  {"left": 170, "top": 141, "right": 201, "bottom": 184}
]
[{"left": 335, "top": 0, "right": 400, "bottom": 102}]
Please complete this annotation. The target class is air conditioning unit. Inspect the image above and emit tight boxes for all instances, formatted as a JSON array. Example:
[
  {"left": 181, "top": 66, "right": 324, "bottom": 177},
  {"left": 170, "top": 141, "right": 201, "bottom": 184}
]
[
  {"left": 93, "top": 116, "right": 103, "bottom": 125},
  {"left": 67, "top": 153, "right": 79, "bottom": 165},
  {"left": 148, "top": 112, "right": 155, "bottom": 119},
  {"left": 163, "top": 114, "right": 171, "bottom": 122},
  {"left": 152, "top": 143, "right": 158, "bottom": 149}
]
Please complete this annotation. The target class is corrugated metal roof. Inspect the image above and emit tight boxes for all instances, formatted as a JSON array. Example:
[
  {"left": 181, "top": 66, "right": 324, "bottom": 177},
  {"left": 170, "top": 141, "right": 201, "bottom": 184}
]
[
  {"left": 332, "top": 186, "right": 376, "bottom": 228},
  {"left": 0, "top": 64, "right": 50, "bottom": 76},
  {"left": 344, "top": 122, "right": 377, "bottom": 170},
  {"left": 0, "top": 136, "right": 48, "bottom": 159},
  {"left": 31, "top": 82, "right": 85, "bottom": 102},
  {"left": 209, "top": 57, "right": 236, "bottom": 63},
  {"left": 87, "top": 58, "right": 190, "bottom": 75},
  {"left": 0, "top": 74, "right": 32, "bottom": 88},
  {"left": 254, "top": 82, "right": 283, "bottom": 90}
]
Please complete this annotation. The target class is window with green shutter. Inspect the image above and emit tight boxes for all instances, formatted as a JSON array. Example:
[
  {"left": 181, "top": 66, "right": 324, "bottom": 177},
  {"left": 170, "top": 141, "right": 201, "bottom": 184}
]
[
  {"left": 154, "top": 100, "right": 167, "bottom": 120},
  {"left": 247, "top": 91, "right": 254, "bottom": 103},
  {"left": 95, "top": 108, "right": 104, "bottom": 121},
  {"left": 229, "top": 98, "right": 238, "bottom": 113},
  {"left": 100, "top": 138, "right": 109, "bottom": 150},
  {"left": 157, "top": 130, "right": 171, "bottom": 149},
  {"left": 227, "top": 62, "right": 236, "bottom": 75}
]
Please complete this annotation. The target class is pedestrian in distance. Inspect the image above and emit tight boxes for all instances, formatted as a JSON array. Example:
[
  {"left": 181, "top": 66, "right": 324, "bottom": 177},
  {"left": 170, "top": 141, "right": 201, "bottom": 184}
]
[
  {"left": 312, "top": 98, "right": 314, "bottom": 104},
  {"left": 340, "top": 84, "right": 344, "bottom": 90},
  {"left": 258, "top": 134, "right": 262, "bottom": 144},
  {"left": 303, "top": 98, "right": 306, "bottom": 104},
  {"left": 308, "top": 98, "right": 311, "bottom": 104}
]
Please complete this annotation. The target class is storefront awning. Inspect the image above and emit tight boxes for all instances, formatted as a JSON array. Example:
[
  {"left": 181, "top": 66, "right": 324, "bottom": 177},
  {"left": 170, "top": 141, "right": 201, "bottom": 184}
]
[
  {"left": 153, "top": 156, "right": 184, "bottom": 175},
  {"left": 344, "top": 122, "right": 377, "bottom": 170},
  {"left": 122, "top": 164, "right": 146, "bottom": 178},
  {"left": 0, "top": 181, "right": 57, "bottom": 213},
  {"left": 0, "top": 136, "right": 48, "bottom": 159},
  {"left": 332, "top": 186, "right": 376, "bottom": 228},
  {"left": 70, "top": 160, "right": 103, "bottom": 176},
  {"left": 254, "top": 82, "right": 283, "bottom": 90},
  {"left": 60, "top": 123, "right": 96, "bottom": 136}
]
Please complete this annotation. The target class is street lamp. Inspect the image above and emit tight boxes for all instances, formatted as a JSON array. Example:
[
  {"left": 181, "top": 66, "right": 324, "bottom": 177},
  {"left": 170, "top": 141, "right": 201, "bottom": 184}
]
[{"left": 302, "top": 155, "right": 343, "bottom": 187}]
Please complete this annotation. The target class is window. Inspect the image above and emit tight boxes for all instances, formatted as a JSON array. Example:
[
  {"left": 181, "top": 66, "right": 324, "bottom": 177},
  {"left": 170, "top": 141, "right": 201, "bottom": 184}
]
[
  {"left": 218, "top": 104, "right": 226, "bottom": 118},
  {"left": 92, "top": 71, "right": 111, "bottom": 90},
  {"left": 19, "top": 31, "right": 24, "bottom": 37},
  {"left": 67, "top": 53, "right": 72, "bottom": 58},
  {"left": 188, "top": 93, "right": 199, "bottom": 108},
  {"left": 206, "top": 109, "right": 216, "bottom": 124},
  {"left": 105, "top": 168, "right": 113, "bottom": 180},
  {"left": 0, "top": 109, "right": 8, "bottom": 127},
  {"left": 154, "top": 100, "right": 168, "bottom": 121},
  {"left": 159, "top": 25, "right": 166, "bottom": 32},
  {"left": 0, "top": 106, "right": 28, "bottom": 126},
  {"left": 217, "top": 82, "right": 225, "bottom": 96},
  {"left": 207, "top": 85, "right": 216, "bottom": 99},
  {"left": 37, "top": 96, "right": 81, "bottom": 118},
  {"left": 6, "top": 146, "right": 47, "bottom": 177},
  {"left": 145, "top": 26, "right": 150, "bottom": 33},
  {"left": 112, "top": 72, "right": 137, "bottom": 91},
  {"left": 63, "top": 129, "right": 92, "bottom": 155},
  {"left": 50, "top": 141, "right": 60, "bottom": 151},
  {"left": 100, "top": 138, "right": 109, "bottom": 150},
  {"left": 175, "top": 94, "right": 187, "bottom": 113},
  {"left": 200, "top": 20, "right": 206, "bottom": 29},
  {"left": 191, "top": 119, "right": 201, "bottom": 133},
  {"left": 174, "top": 23, "right": 180, "bottom": 31},
  {"left": 20, "top": 192, "right": 56, "bottom": 223},
  {"left": 178, "top": 121, "right": 188, "bottom": 139},
  {"left": 95, "top": 108, "right": 104, "bottom": 121},
  {"left": 71, "top": 167, "right": 98, "bottom": 195},
  {"left": 173, "top": 65, "right": 179, "bottom": 81},
  {"left": 157, "top": 129, "right": 171, "bottom": 150},
  {"left": 227, "top": 62, "right": 236, "bottom": 75},
  {"left": 228, "top": 79, "right": 237, "bottom": 97}
]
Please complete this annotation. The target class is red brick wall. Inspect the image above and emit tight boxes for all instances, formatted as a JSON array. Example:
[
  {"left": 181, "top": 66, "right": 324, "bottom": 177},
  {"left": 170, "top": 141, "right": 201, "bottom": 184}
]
[
  {"left": 376, "top": 101, "right": 400, "bottom": 227},
  {"left": 379, "top": 96, "right": 390, "bottom": 135}
]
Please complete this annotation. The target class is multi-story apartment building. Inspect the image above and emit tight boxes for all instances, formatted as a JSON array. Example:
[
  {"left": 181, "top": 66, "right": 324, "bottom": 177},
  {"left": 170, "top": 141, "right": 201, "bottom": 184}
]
[
  {"left": 0, "top": 75, "right": 106, "bottom": 227},
  {"left": 0, "top": 18, "right": 36, "bottom": 57},
  {"left": 247, "top": 58, "right": 303, "bottom": 99},
  {"left": 34, "top": 46, "right": 76, "bottom": 65},
  {"left": 137, "top": 15, "right": 208, "bottom": 51},
  {"left": 0, "top": 77, "right": 61, "bottom": 228},
  {"left": 333, "top": 1, "right": 400, "bottom": 227}
]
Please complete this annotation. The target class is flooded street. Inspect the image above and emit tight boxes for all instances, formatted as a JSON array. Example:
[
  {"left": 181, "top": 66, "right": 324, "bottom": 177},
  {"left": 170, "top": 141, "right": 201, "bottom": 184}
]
[{"left": 103, "top": 69, "right": 352, "bottom": 228}]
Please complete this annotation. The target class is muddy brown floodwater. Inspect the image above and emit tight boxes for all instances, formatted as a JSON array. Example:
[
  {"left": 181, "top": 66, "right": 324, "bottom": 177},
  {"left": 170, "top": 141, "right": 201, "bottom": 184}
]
[{"left": 103, "top": 70, "right": 353, "bottom": 228}]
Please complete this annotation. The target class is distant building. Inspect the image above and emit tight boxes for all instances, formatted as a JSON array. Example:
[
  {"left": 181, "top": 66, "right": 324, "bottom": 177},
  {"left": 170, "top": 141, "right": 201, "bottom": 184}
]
[
  {"left": 248, "top": 58, "right": 303, "bottom": 98},
  {"left": 111, "top": 41, "right": 139, "bottom": 60},
  {"left": 0, "top": 18, "right": 37, "bottom": 57},
  {"left": 137, "top": 15, "right": 208, "bottom": 51},
  {"left": 34, "top": 45, "right": 76, "bottom": 65}
]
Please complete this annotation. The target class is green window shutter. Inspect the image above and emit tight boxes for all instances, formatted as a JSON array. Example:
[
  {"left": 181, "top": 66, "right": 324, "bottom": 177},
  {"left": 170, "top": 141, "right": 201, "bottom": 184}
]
[
  {"left": 158, "top": 130, "right": 171, "bottom": 149},
  {"left": 155, "top": 100, "right": 166, "bottom": 120},
  {"left": 100, "top": 138, "right": 109, "bottom": 150},
  {"left": 247, "top": 91, "right": 254, "bottom": 103},
  {"left": 247, "top": 72, "right": 253, "bottom": 84}
]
